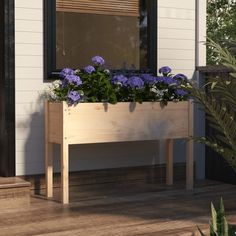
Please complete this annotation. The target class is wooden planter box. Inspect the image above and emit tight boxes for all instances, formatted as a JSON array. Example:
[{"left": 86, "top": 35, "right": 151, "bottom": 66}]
[{"left": 45, "top": 101, "right": 194, "bottom": 204}]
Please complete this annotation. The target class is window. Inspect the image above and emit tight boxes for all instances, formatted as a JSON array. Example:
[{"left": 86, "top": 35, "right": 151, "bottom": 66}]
[{"left": 44, "top": 0, "right": 157, "bottom": 79}]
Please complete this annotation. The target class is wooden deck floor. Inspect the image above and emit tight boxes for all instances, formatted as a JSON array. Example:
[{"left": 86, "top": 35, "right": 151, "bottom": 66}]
[{"left": 0, "top": 180, "right": 236, "bottom": 236}]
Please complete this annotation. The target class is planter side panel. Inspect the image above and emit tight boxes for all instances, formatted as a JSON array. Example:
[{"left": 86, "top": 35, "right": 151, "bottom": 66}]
[
  {"left": 64, "top": 102, "right": 189, "bottom": 144},
  {"left": 48, "top": 102, "right": 63, "bottom": 144}
]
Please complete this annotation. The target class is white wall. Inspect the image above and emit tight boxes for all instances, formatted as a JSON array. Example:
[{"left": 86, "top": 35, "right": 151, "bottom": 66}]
[
  {"left": 157, "top": 0, "right": 206, "bottom": 179},
  {"left": 15, "top": 0, "right": 206, "bottom": 178}
]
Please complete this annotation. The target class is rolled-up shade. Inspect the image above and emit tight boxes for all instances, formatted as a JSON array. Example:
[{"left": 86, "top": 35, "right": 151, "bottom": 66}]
[{"left": 56, "top": 0, "right": 139, "bottom": 17}]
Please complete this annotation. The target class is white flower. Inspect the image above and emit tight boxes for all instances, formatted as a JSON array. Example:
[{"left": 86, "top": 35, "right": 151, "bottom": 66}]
[
  {"left": 104, "top": 69, "right": 110, "bottom": 75},
  {"left": 74, "top": 69, "right": 80, "bottom": 74},
  {"left": 52, "top": 80, "right": 61, "bottom": 88},
  {"left": 150, "top": 87, "right": 164, "bottom": 97}
]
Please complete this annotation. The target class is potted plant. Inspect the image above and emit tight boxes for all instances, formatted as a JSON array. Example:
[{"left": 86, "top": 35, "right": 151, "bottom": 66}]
[{"left": 44, "top": 56, "right": 194, "bottom": 204}]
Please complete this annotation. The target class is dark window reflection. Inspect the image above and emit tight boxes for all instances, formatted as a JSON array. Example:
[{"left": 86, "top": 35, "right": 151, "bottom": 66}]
[{"left": 56, "top": 1, "right": 149, "bottom": 70}]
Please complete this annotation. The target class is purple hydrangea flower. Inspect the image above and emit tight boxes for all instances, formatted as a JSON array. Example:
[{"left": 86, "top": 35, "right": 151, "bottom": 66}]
[
  {"left": 141, "top": 74, "right": 156, "bottom": 85},
  {"left": 159, "top": 66, "right": 172, "bottom": 75},
  {"left": 84, "top": 65, "right": 95, "bottom": 74},
  {"left": 161, "top": 76, "right": 177, "bottom": 85},
  {"left": 111, "top": 74, "right": 128, "bottom": 86},
  {"left": 173, "top": 73, "right": 187, "bottom": 81},
  {"left": 127, "top": 76, "right": 144, "bottom": 89},
  {"left": 68, "top": 90, "right": 81, "bottom": 103},
  {"left": 65, "top": 74, "right": 82, "bottom": 86},
  {"left": 92, "top": 56, "right": 105, "bottom": 66},
  {"left": 175, "top": 89, "right": 188, "bottom": 96},
  {"left": 155, "top": 76, "right": 165, "bottom": 83},
  {"left": 60, "top": 68, "right": 75, "bottom": 78}
]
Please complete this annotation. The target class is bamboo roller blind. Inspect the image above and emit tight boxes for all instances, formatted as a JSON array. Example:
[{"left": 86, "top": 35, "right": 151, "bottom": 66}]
[{"left": 56, "top": 0, "right": 139, "bottom": 17}]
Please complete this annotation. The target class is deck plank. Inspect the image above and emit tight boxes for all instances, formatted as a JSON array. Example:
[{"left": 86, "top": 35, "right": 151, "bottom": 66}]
[{"left": 0, "top": 180, "right": 235, "bottom": 236}]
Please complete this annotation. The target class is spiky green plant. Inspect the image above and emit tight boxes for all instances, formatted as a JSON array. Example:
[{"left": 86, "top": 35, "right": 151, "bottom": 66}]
[
  {"left": 189, "top": 38, "right": 236, "bottom": 172},
  {"left": 198, "top": 198, "right": 234, "bottom": 236}
]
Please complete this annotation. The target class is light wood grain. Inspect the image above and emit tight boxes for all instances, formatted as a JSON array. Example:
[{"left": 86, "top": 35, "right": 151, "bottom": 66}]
[
  {"left": 166, "top": 139, "right": 173, "bottom": 185},
  {"left": 45, "top": 101, "right": 53, "bottom": 198},
  {"left": 61, "top": 142, "right": 69, "bottom": 204},
  {"left": 45, "top": 101, "right": 193, "bottom": 204},
  {"left": 48, "top": 101, "right": 189, "bottom": 145},
  {"left": 48, "top": 102, "right": 63, "bottom": 144}
]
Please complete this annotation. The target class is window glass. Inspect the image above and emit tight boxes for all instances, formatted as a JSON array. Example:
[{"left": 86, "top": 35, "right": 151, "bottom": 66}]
[{"left": 56, "top": 0, "right": 148, "bottom": 70}]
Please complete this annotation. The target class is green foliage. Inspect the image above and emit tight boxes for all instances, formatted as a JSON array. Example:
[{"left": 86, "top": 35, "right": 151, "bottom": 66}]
[
  {"left": 207, "top": 0, "right": 236, "bottom": 64},
  {"left": 198, "top": 198, "right": 235, "bottom": 236},
  {"left": 46, "top": 57, "right": 189, "bottom": 105},
  {"left": 77, "top": 66, "right": 117, "bottom": 104},
  {"left": 189, "top": 40, "right": 236, "bottom": 172}
]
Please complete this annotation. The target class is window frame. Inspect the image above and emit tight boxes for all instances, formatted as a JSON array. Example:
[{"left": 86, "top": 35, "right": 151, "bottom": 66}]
[{"left": 43, "top": 0, "right": 157, "bottom": 80}]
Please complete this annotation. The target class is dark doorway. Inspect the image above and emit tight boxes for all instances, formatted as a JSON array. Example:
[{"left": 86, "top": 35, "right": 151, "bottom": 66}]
[{"left": 0, "top": 0, "right": 15, "bottom": 177}]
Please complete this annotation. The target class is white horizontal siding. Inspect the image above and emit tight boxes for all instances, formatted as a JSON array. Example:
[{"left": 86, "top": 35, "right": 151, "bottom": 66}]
[
  {"left": 16, "top": 55, "right": 43, "bottom": 68},
  {"left": 158, "top": 18, "right": 195, "bottom": 30},
  {"left": 158, "top": 0, "right": 195, "bottom": 9},
  {"left": 159, "top": 38, "right": 195, "bottom": 50},
  {"left": 15, "top": 20, "right": 43, "bottom": 33},
  {"left": 158, "top": 0, "right": 196, "bottom": 78},
  {"left": 157, "top": 0, "right": 198, "bottom": 176},
  {"left": 16, "top": 103, "right": 44, "bottom": 116},
  {"left": 15, "top": 8, "right": 42, "bottom": 20},
  {"left": 15, "top": 0, "right": 42, "bottom": 9},
  {"left": 158, "top": 7, "right": 195, "bottom": 20},
  {"left": 16, "top": 67, "right": 44, "bottom": 79},
  {"left": 15, "top": 32, "right": 43, "bottom": 44},
  {"left": 158, "top": 49, "right": 195, "bottom": 60},
  {"left": 15, "top": 0, "right": 45, "bottom": 175},
  {"left": 15, "top": 0, "right": 203, "bottom": 176},
  {"left": 16, "top": 44, "right": 43, "bottom": 56}
]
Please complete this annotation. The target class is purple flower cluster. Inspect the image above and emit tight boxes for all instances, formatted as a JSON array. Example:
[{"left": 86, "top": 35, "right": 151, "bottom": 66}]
[
  {"left": 111, "top": 74, "right": 128, "bottom": 86},
  {"left": 141, "top": 74, "right": 157, "bottom": 85},
  {"left": 60, "top": 68, "right": 82, "bottom": 86},
  {"left": 159, "top": 66, "right": 172, "bottom": 75},
  {"left": 126, "top": 76, "right": 144, "bottom": 89},
  {"left": 92, "top": 56, "right": 105, "bottom": 66},
  {"left": 60, "top": 68, "right": 75, "bottom": 78},
  {"left": 173, "top": 73, "right": 188, "bottom": 81},
  {"left": 175, "top": 89, "right": 188, "bottom": 96},
  {"left": 84, "top": 65, "right": 95, "bottom": 74},
  {"left": 54, "top": 59, "right": 189, "bottom": 105},
  {"left": 161, "top": 76, "right": 177, "bottom": 85},
  {"left": 65, "top": 74, "right": 82, "bottom": 86},
  {"left": 68, "top": 91, "right": 81, "bottom": 103}
]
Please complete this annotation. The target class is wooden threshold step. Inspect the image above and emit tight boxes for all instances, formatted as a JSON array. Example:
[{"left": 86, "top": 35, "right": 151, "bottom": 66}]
[{"left": 0, "top": 177, "right": 31, "bottom": 209}]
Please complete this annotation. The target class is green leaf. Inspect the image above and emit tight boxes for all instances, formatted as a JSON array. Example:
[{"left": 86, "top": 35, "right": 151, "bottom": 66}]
[
  {"left": 211, "top": 81, "right": 218, "bottom": 90},
  {"left": 211, "top": 202, "right": 218, "bottom": 233}
]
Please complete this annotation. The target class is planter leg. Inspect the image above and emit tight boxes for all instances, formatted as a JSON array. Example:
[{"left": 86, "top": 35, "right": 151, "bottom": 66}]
[
  {"left": 46, "top": 142, "right": 53, "bottom": 198},
  {"left": 186, "top": 99, "right": 194, "bottom": 190},
  {"left": 186, "top": 139, "right": 194, "bottom": 190},
  {"left": 166, "top": 139, "right": 173, "bottom": 186},
  {"left": 61, "top": 142, "right": 69, "bottom": 204}
]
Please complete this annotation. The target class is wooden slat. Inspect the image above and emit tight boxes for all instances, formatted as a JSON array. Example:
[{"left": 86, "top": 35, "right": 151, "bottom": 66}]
[
  {"left": 64, "top": 101, "right": 189, "bottom": 144},
  {"left": 1, "top": 180, "right": 236, "bottom": 235},
  {"left": 166, "top": 139, "right": 173, "bottom": 186},
  {"left": 56, "top": 0, "right": 139, "bottom": 17},
  {"left": 45, "top": 101, "right": 191, "bottom": 204},
  {"left": 45, "top": 101, "right": 54, "bottom": 198},
  {"left": 61, "top": 142, "right": 69, "bottom": 204},
  {"left": 61, "top": 101, "right": 69, "bottom": 204},
  {"left": 48, "top": 102, "right": 63, "bottom": 144},
  {"left": 46, "top": 101, "right": 189, "bottom": 144}
]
